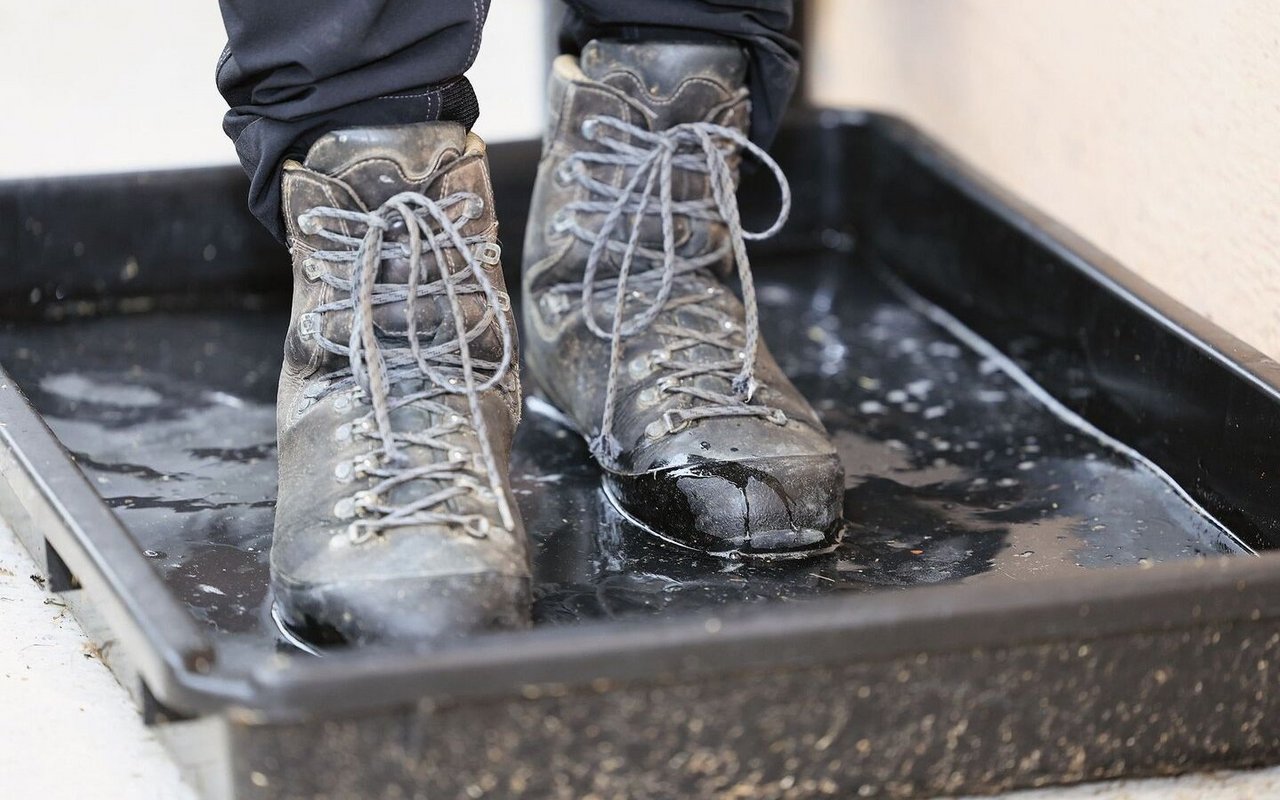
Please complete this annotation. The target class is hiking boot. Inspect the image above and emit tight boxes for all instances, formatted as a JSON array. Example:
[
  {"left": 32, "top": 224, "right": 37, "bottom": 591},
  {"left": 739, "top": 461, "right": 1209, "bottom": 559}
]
[
  {"left": 273, "top": 121, "right": 529, "bottom": 645},
  {"left": 522, "top": 41, "right": 844, "bottom": 559}
]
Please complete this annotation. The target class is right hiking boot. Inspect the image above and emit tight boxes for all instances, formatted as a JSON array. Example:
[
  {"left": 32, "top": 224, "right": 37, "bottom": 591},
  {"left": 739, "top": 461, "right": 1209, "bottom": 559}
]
[
  {"left": 272, "top": 121, "right": 530, "bottom": 646},
  {"left": 521, "top": 41, "right": 844, "bottom": 559}
]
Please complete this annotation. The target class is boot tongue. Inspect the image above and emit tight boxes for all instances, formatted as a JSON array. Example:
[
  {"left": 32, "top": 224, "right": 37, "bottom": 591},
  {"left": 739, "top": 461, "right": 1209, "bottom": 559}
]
[
  {"left": 302, "top": 122, "right": 468, "bottom": 208},
  {"left": 580, "top": 39, "right": 748, "bottom": 130},
  {"left": 297, "top": 122, "right": 504, "bottom": 365}
]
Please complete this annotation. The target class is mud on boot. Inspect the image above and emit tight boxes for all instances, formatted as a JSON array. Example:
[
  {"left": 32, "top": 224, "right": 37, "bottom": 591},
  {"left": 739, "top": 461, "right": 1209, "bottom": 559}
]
[
  {"left": 273, "top": 122, "right": 530, "bottom": 645},
  {"left": 522, "top": 41, "right": 844, "bottom": 558}
]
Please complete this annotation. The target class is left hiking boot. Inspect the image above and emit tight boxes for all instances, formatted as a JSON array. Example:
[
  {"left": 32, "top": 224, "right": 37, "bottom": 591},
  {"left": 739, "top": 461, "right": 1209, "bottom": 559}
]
[
  {"left": 522, "top": 40, "right": 844, "bottom": 559},
  {"left": 272, "top": 122, "right": 530, "bottom": 645}
]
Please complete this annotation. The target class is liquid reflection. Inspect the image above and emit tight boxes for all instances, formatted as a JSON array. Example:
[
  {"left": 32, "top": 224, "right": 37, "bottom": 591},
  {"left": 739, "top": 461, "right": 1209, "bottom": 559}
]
[{"left": 0, "top": 253, "right": 1246, "bottom": 653}]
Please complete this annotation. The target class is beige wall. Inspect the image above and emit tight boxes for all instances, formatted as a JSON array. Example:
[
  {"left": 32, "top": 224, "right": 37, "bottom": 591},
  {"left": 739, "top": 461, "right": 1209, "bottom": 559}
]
[{"left": 810, "top": 0, "right": 1280, "bottom": 359}]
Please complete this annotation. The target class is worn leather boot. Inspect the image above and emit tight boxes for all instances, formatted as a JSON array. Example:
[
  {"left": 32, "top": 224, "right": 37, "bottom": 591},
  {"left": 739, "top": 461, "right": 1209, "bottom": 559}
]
[
  {"left": 523, "top": 41, "right": 844, "bottom": 559},
  {"left": 273, "top": 122, "right": 530, "bottom": 645}
]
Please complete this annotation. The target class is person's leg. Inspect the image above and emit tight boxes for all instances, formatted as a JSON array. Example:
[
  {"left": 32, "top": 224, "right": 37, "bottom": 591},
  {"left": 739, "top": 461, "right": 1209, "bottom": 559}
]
[
  {"left": 558, "top": 0, "right": 800, "bottom": 147},
  {"left": 216, "top": 1, "right": 531, "bottom": 646},
  {"left": 216, "top": 0, "right": 490, "bottom": 241},
  {"left": 522, "top": 1, "right": 844, "bottom": 558}
]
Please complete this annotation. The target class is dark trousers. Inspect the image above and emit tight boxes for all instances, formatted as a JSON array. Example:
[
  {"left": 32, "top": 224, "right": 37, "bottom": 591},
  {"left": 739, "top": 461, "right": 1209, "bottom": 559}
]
[{"left": 216, "top": 1, "right": 799, "bottom": 241}]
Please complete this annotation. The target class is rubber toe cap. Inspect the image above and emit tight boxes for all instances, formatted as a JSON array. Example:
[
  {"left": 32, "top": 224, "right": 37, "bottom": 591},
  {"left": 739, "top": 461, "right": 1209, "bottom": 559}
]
[
  {"left": 275, "top": 572, "right": 531, "bottom": 647},
  {"left": 605, "top": 453, "right": 844, "bottom": 558}
]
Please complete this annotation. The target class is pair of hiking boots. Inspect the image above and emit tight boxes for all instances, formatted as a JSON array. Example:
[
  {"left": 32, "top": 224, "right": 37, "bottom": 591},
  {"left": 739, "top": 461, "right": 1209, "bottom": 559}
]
[{"left": 273, "top": 40, "right": 845, "bottom": 645}]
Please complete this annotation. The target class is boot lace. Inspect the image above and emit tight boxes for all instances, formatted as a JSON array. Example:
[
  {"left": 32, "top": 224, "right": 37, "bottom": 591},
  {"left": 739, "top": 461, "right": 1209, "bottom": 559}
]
[
  {"left": 548, "top": 115, "right": 792, "bottom": 466},
  {"left": 295, "top": 190, "right": 516, "bottom": 544}
]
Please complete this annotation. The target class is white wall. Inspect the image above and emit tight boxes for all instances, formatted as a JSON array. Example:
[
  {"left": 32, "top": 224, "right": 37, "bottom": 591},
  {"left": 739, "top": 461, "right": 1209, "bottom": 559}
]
[
  {"left": 0, "top": 2, "right": 544, "bottom": 178},
  {"left": 809, "top": 0, "right": 1280, "bottom": 360}
]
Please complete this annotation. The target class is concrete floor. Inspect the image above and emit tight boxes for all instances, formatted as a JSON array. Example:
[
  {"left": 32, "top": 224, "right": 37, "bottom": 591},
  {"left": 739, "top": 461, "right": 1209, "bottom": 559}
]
[
  {"left": 0, "top": 524, "right": 195, "bottom": 800},
  {"left": 2, "top": 522, "right": 1276, "bottom": 798}
]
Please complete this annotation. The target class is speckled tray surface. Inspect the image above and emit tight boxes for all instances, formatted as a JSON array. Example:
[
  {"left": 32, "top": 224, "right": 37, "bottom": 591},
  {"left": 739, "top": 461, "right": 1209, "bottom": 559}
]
[{"left": 0, "top": 245, "right": 1247, "bottom": 656}]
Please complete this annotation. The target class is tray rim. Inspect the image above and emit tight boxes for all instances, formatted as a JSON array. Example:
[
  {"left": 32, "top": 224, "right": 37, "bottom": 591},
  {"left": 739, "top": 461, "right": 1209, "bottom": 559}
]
[
  {"left": 864, "top": 110, "right": 1280, "bottom": 397},
  {"left": 2, "top": 109, "right": 1278, "bottom": 721}
]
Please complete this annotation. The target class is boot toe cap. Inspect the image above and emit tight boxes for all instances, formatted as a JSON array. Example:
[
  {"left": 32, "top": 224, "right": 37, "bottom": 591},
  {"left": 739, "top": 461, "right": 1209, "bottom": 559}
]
[
  {"left": 274, "top": 571, "right": 531, "bottom": 648},
  {"left": 605, "top": 453, "right": 844, "bottom": 558}
]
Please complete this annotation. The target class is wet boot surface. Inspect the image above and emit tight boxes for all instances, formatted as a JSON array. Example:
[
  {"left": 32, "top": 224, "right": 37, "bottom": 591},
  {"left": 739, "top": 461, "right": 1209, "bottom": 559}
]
[
  {"left": 0, "top": 244, "right": 1246, "bottom": 649},
  {"left": 266, "top": 121, "right": 531, "bottom": 645},
  {"left": 522, "top": 41, "right": 845, "bottom": 559}
]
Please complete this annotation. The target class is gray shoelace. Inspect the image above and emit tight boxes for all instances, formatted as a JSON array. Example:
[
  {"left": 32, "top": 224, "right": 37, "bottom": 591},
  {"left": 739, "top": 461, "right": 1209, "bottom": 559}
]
[
  {"left": 296, "top": 190, "right": 516, "bottom": 544},
  {"left": 550, "top": 115, "right": 792, "bottom": 465}
]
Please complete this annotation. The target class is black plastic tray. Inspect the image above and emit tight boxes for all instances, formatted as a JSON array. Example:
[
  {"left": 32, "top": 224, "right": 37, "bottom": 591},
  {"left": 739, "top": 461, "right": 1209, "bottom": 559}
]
[{"left": 2, "top": 111, "right": 1278, "bottom": 799}]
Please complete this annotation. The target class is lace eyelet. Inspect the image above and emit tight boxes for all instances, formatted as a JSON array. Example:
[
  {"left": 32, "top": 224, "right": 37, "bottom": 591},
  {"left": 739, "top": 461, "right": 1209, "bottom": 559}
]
[
  {"left": 662, "top": 410, "right": 691, "bottom": 434},
  {"left": 646, "top": 410, "right": 690, "bottom": 440},
  {"left": 462, "top": 196, "right": 485, "bottom": 219},
  {"left": 473, "top": 241, "right": 502, "bottom": 266},
  {"left": 333, "top": 461, "right": 354, "bottom": 483},
  {"left": 334, "top": 423, "right": 352, "bottom": 443},
  {"left": 554, "top": 162, "right": 576, "bottom": 186},
  {"left": 333, "top": 497, "right": 356, "bottom": 520},
  {"left": 302, "top": 257, "right": 325, "bottom": 282},
  {"left": 627, "top": 355, "right": 651, "bottom": 378},
  {"left": 333, "top": 393, "right": 352, "bottom": 412},
  {"left": 550, "top": 212, "right": 573, "bottom": 235},
  {"left": 297, "top": 214, "right": 322, "bottom": 235},
  {"left": 297, "top": 312, "right": 319, "bottom": 340},
  {"left": 463, "top": 516, "right": 491, "bottom": 538},
  {"left": 541, "top": 292, "right": 571, "bottom": 317},
  {"left": 580, "top": 118, "right": 599, "bottom": 141},
  {"left": 345, "top": 524, "right": 377, "bottom": 546}
]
